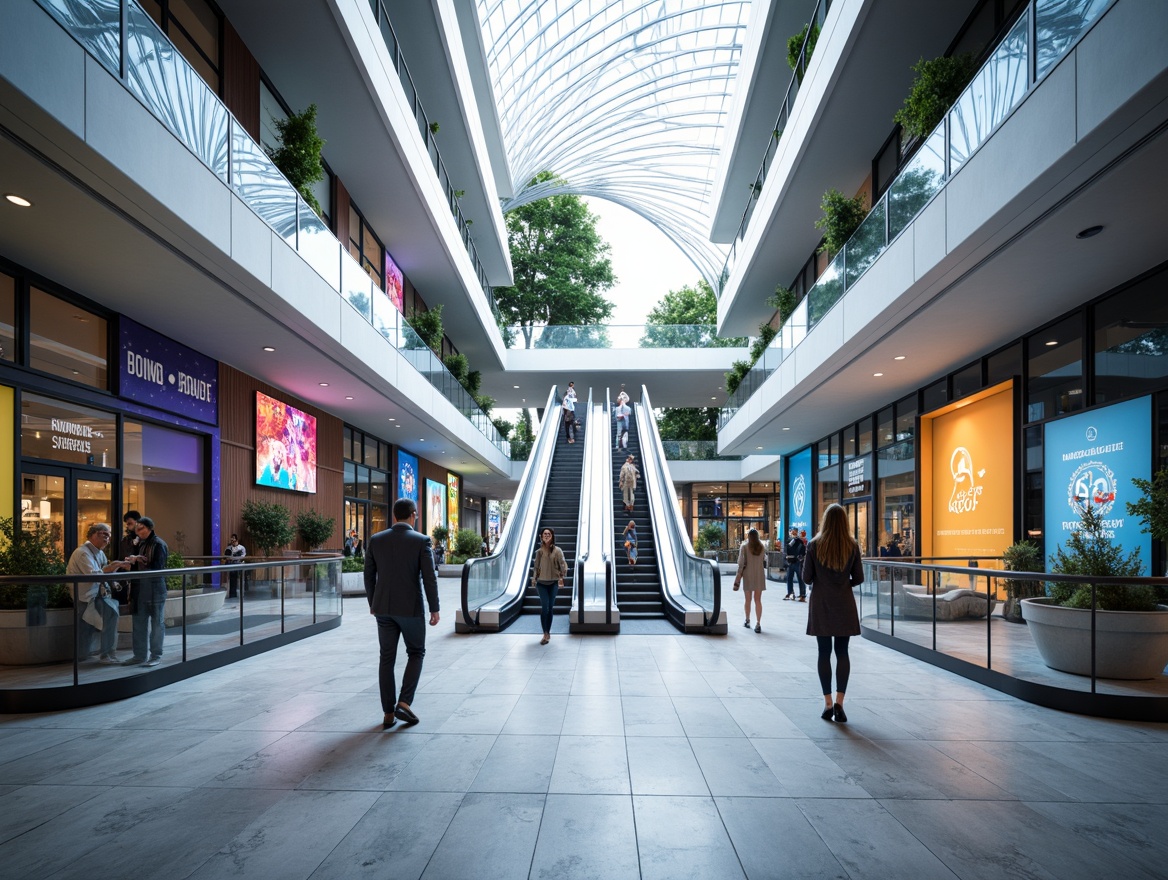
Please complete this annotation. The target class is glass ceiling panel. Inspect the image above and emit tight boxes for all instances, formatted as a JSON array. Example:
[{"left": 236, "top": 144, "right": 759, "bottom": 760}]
[{"left": 478, "top": 0, "right": 749, "bottom": 286}]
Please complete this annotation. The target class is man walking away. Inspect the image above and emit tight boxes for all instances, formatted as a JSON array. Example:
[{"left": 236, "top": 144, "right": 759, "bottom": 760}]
[{"left": 365, "top": 497, "right": 440, "bottom": 729}]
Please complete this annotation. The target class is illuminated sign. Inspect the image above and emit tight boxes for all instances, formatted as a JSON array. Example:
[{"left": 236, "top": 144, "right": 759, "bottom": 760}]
[{"left": 447, "top": 473, "right": 460, "bottom": 534}]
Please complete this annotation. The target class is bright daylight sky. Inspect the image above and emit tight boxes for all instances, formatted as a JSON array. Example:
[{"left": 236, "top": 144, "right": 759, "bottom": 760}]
[{"left": 584, "top": 197, "right": 707, "bottom": 326}]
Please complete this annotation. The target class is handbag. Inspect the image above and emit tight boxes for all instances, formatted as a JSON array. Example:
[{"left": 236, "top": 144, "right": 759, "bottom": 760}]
[
  {"left": 82, "top": 600, "right": 104, "bottom": 631},
  {"left": 624, "top": 540, "right": 632, "bottom": 549}
]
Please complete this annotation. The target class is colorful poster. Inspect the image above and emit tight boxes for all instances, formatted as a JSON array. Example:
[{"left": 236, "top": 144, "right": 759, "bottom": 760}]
[
  {"left": 1043, "top": 396, "right": 1151, "bottom": 571},
  {"left": 426, "top": 479, "right": 446, "bottom": 537},
  {"left": 447, "top": 473, "right": 460, "bottom": 534},
  {"left": 385, "top": 252, "right": 404, "bottom": 313},
  {"left": 928, "top": 386, "right": 1013, "bottom": 558},
  {"left": 785, "top": 447, "right": 813, "bottom": 537},
  {"left": 397, "top": 449, "right": 419, "bottom": 506},
  {"left": 256, "top": 392, "right": 317, "bottom": 493}
]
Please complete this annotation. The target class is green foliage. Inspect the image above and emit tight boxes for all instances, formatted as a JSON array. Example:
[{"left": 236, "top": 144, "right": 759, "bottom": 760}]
[
  {"left": 296, "top": 508, "right": 336, "bottom": 550},
  {"left": 509, "top": 409, "right": 536, "bottom": 461},
  {"left": 749, "top": 323, "right": 777, "bottom": 363},
  {"left": 641, "top": 280, "right": 744, "bottom": 348},
  {"left": 165, "top": 551, "right": 187, "bottom": 591},
  {"left": 429, "top": 121, "right": 440, "bottom": 135},
  {"left": 894, "top": 54, "right": 977, "bottom": 139},
  {"left": 473, "top": 393, "right": 495, "bottom": 415},
  {"left": 0, "top": 518, "right": 70, "bottom": 609},
  {"left": 268, "top": 104, "right": 326, "bottom": 216},
  {"left": 1048, "top": 505, "right": 1153, "bottom": 611},
  {"left": 407, "top": 305, "right": 444, "bottom": 353},
  {"left": 815, "top": 189, "right": 868, "bottom": 256},
  {"left": 444, "top": 353, "right": 469, "bottom": 386},
  {"left": 787, "top": 21, "right": 820, "bottom": 76},
  {"left": 767, "top": 286, "right": 797, "bottom": 325},
  {"left": 241, "top": 500, "right": 295, "bottom": 557},
  {"left": 532, "top": 325, "right": 612, "bottom": 348},
  {"left": 431, "top": 525, "right": 450, "bottom": 547},
  {"left": 500, "top": 171, "right": 616, "bottom": 348},
  {"left": 656, "top": 408, "right": 719, "bottom": 442},
  {"left": 453, "top": 528, "right": 483, "bottom": 559},
  {"left": 724, "top": 359, "right": 752, "bottom": 397},
  {"left": 1002, "top": 540, "right": 1045, "bottom": 620},
  {"left": 466, "top": 370, "right": 483, "bottom": 397},
  {"left": 1127, "top": 467, "right": 1168, "bottom": 546},
  {"left": 696, "top": 522, "right": 726, "bottom": 553},
  {"left": 342, "top": 555, "right": 365, "bottom": 573},
  {"left": 492, "top": 417, "right": 514, "bottom": 441}
]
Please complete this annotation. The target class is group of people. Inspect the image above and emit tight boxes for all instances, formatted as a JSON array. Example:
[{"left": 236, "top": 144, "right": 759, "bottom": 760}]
[
  {"left": 66, "top": 511, "right": 170, "bottom": 668},
  {"left": 732, "top": 504, "right": 862, "bottom": 723}
]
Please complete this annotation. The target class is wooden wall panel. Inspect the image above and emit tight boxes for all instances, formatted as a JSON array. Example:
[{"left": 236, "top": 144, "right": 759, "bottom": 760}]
[
  {"left": 222, "top": 20, "right": 260, "bottom": 142},
  {"left": 219, "top": 365, "right": 344, "bottom": 554},
  {"left": 334, "top": 177, "right": 351, "bottom": 250}
]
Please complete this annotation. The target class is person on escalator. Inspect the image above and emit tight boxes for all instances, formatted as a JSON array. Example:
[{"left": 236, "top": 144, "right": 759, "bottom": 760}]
[
  {"left": 531, "top": 527, "right": 567, "bottom": 646},
  {"left": 562, "top": 391, "right": 577, "bottom": 444},
  {"left": 614, "top": 399, "right": 631, "bottom": 450},
  {"left": 619, "top": 455, "right": 638, "bottom": 512},
  {"left": 623, "top": 520, "right": 638, "bottom": 566}
]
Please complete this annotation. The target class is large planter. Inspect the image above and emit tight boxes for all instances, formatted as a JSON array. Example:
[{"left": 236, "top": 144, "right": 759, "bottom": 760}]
[
  {"left": 1021, "top": 597, "right": 1168, "bottom": 680},
  {"left": 0, "top": 607, "right": 75, "bottom": 665},
  {"left": 162, "top": 590, "right": 227, "bottom": 627},
  {"left": 341, "top": 571, "right": 365, "bottom": 596}
]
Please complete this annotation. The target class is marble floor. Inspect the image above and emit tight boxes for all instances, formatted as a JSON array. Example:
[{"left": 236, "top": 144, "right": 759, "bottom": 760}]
[{"left": 2, "top": 584, "right": 1168, "bottom": 879}]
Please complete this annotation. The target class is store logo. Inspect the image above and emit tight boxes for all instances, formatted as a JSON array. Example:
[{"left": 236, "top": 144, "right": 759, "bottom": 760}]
[
  {"left": 948, "top": 446, "right": 984, "bottom": 514},
  {"left": 1085, "top": 426, "right": 1098, "bottom": 442},
  {"left": 1068, "top": 460, "right": 1116, "bottom": 515},
  {"left": 791, "top": 474, "right": 807, "bottom": 519}
]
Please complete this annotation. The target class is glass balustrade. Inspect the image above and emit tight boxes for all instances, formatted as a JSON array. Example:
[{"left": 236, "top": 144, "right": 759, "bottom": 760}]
[
  {"left": 504, "top": 324, "right": 749, "bottom": 350},
  {"left": 33, "top": 0, "right": 509, "bottom": 456}
]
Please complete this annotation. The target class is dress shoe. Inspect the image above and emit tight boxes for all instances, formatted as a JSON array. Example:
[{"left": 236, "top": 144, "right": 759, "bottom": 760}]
[
  {"left": 833, "top": 703, "right": 847, "bottom": 723},
  {"left": 821, "top": 706, "right": 835, "bottom": 721},
  {"left": 754, "top": 624, "right": 761, "bottom": 633},
  {"left": 383, "top": 713, "right": 397, "bottom": 730},
  {"left": 394, "top": 703, "right": 420, "bottom": 725}
]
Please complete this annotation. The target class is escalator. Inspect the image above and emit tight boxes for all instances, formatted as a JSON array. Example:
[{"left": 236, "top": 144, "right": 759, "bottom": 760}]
[{"left": 612, "top": 412, "right": 664, "bottom": 618}]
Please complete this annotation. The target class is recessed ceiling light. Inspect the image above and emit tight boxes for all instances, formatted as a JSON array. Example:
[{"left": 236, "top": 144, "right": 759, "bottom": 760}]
[
  {"left": 388, "top": 417, "right": 396, "bottom": 421},
  {"left": 893, "top": 355, "right": 905, "bottom": 361},
  {"left": 781, "top": 427, "right": 790, "bottom": 431},
  {"left": 419, "top": 438, "right": 425, "bottom": 442},
  {"left": 345, "top": 396, "right": 353, "bottom": 400},
  {"left": 319, "top": 382, "right": 329, "bottom": 387},
  {"left": 4, "top": 194, "right": 32, "bottom": 207},
  {"left": 873, "top": 372, "right": 884, "bottom": 377},
  {"left": 711, "top": 396, "right": 717, "bottom": 400},
  {"left": 1045, "top": 340, "right": 1058, "bottom": 346},
  {"left": 262, "top": 346, "right": 275, "bottom": 352},
  {"left": 1076, "top": 225, "right": 1104, "bottom": 239},
  {"left": 513, "top": 385, "right": 520, "bottom": 389},
  {"left": 756, "top": 446, "right": 763, "bottom": 450}
]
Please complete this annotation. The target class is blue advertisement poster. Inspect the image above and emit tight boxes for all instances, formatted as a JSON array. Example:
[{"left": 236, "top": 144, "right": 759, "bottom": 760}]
[
  {"left": 396, "top": 449, "right": 419, "bottom": 506},
  {"left": 1043, "top": 396, "right": 1151, "bottom": 571},
  {"left": 120, "top": 318, "right": 217, "bottom": 423},
  {"left": 785, "top": 447, "right": 813, "bottom": 536}
]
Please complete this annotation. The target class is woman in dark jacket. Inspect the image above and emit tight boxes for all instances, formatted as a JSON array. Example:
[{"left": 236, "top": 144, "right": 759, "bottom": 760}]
[{"left": 802, "top": 504, "right": 864, "bottom": 723}]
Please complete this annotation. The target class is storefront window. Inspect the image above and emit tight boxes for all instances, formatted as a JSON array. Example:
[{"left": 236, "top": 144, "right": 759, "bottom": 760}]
[
  {"left": 952, "top": 361, "right": 983, "bottom": 399},
  {"left": 123, "top": 420, "right": 206, "bottom": 555},
  {"left": 877, "top": 407, "right": 894, "bottom": 448},
  {"left": 1027, "top": 314, "right": 1083, "bottom": 421},
  {"left": 895, "top": 395, "right": 917, "bottom": 441},
  {"left": 29, "top": 287, "right": 109, "bottom": 389},
  {"left": 21, "top": 394, "right": 118, "bottom": 467},
  {"left": 877, "top": 442, "right": 914, "bottom": 555},
  {"left": 1094, "top": 272, "right": 1168, "bottom": 404},
  {"left": 817, "top": 433, "right": 839, "bottom": 469},
  {"left": 0, "top": 272, "right": 14, "bottom": 362},
  {"left": 857, "top": 417, "right": 873, "bottom": 456},
  {"left": 817, "top": 465, "right": 840, "bottom": 527},
  {"left": 689, "top": 482, "right": 777, "bottom": 549},
  {"left": 987, "top": 343, "right": 1022, "bottom": 386}
]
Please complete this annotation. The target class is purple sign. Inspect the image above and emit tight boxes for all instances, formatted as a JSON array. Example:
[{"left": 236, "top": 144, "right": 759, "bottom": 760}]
[{"left": 119, "top": 318, "right": 218, "bottom": 424}]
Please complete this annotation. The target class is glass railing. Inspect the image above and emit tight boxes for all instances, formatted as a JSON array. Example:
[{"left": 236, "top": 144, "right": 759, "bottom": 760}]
[
  {"left": 0, "top": 559, "right": 342, "bottom": 706},
  {"left": 659, "top": 440, "right": 743, "bottom": 462},
  {"left": 32, "top": 0, "right": 509, "bottom": 456},
  {"left": 719, "top": 0, "right": 1116, "bottom": 429},
  {"left": 503, "top": 324, "right": 749, "bottom": 350}
]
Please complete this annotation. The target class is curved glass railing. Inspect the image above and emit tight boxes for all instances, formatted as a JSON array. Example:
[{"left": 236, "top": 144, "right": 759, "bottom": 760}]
[
  {"left": 32, "top": 0, "right": 508, "bottom": 456},
  {"left": 637, "top": 386, "right": 724, "bottom": 632},
  {"left": 719, "top": 0, "right": 1116, "bottom": 428},
  {"left": 571, "top": 389, "right": 617, "bottom": 631},
  {"left": 459, "top": 385, "right": 561, "bottom": 631}
]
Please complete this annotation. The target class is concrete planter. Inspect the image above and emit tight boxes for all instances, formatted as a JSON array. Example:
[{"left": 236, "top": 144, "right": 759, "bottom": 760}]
[
  {"left": 162, "top": 590, "right": 227, "bottom": 627},
  {"left": 0, "top": 607, "right": 76, "bottom": 665},
  {"left": 438, "top": 564, "right": 464, "bottom": 579},
  {"left": 341, "top": 571, "right": 365, "bottom": 596},
  {"left": 1021, "top": 597, "right": 1168, "bottom": 680}
]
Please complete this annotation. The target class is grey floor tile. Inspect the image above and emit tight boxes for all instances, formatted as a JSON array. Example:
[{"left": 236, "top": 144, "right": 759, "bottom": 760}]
[
  {"left": 626, "top": 736, "right": 709, "bottom": 796},
  {"left": 671, "top": 696, "right": 746, "bottom": 737},
  {"left": 207, "top": 730, "right": 357, "bottom": 789},
  {"left": 435, "top": 692, "right": 520, "bottom": 734},
  {"left": 110, "top": 728, "right": 290, "bottom": 789},
  {"left": 561, "top": 694, "right": 624, "bottom": 735},
  {"left": 688, "top": 737, "right": 786, "bottom": 797},
  {"left": 422, "top": 792, "right": 544, "bottom": 880},
  {"left": 633, "top": 795, "right": 746, "bottom": 880},
  {"left": 469, "top": 734, "right": 559, "bottom": 793},
  {"left": 715, "top": 796, "right": 849, "bottom": 879},
  {"left": 472, "top": 667, "right": 536, "bottom": 694},
  {"left": 531, "top": 794, "right": 639, "bottom": 879},
  {"left": 297, "top": 729, "right": 431, "bottom": 790},
  {"left": 622, "top": 695, "right": 685, "bottom": 737},
  {"left": 751, "top": 738, "right": 870, "bottom": 799},
  {"left": 721, "top": 697, "right": 806, "bottom": 738},
  {"left": 309, "top": 791, "right": 463, "bottom": 880},
  {"left": 1026, "top": 800, "right": 1168, "bottom": 879},
  {"left": 816, "top": 738, "right": 951, "bottom": 800},
  {"left": 500, "top": 693, "right": 569, "bottom": 735},
  {"left": 0, "top": 784, "right": 104, "bottom": 845},
  {"left": 389, "top": 733, "right": 497, "bottom": 792},
  {"left": 549, "top": 735, "right": 630, "bottom": 794},
  {"left": 228, "top": 690, "right": 356, "bottom": 730}
]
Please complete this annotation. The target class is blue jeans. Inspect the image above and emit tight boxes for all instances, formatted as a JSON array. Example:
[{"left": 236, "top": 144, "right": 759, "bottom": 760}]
[
  {"left": 536, "top": 582, "right": 557, "bottom": 634},
  {"left": 786, "top": 560, "right": 805, "bottom": 598},
  {"left": 132, "top": 584, "right": 166, "bottom": 660},
  {"left": 377, "top": 615, "right": 426, "bottom": 712},
  {"left": 79, "top": 599, "right": 119, "bottom": 657}
]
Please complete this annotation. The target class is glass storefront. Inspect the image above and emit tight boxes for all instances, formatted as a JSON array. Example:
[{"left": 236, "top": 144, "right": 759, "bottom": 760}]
[
  {"left": 343, "top": 425, "right": 392, "bottom": 552},
  {"left": 688, "top": 481, "right": 778, "bottom": 548}
]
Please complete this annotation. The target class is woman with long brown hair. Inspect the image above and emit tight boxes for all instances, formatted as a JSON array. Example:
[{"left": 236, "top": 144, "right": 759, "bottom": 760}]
[
  {"left": 802, "top": 504, "right": 864, "bottom": 722},
  {"left": 733, "top": 528, "right": 768, "bottom": 632},
  {"left": 531, "top": 527, "right": 567, "bottom": 646}
]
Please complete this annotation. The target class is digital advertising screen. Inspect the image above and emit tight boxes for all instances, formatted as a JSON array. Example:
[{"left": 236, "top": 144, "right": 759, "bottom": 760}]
[
  {"left": 1043, "top": 396, "right": 1151, "bottom": 571},
  {"left": 255, "top": 391, "right": 317, "bottom": 493},
  {"left": 447, "top": 473, "right": 460, "bottom": 534},
  {"left": 397, "top": 449, "right": 419, "bottom": 506},
  {"left": 426, "top": 479, "right": 446, "bottom": 536},
  {"left": 785, "top": 447, "right": 812, "bottom": 537},
  {"left": 385, "top": 252, "right": 404, "bottom": 313}
]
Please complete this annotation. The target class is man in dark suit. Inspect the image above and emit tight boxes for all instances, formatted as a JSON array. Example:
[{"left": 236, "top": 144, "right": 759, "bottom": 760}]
[{"left": 365, "top": 497, "right": 440, "bottom": 729}]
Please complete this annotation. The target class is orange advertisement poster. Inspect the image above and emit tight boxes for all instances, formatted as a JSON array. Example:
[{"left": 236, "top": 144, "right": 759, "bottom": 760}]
[{"left": 928, "top": 386, "right": 1013, "bottom": 559}]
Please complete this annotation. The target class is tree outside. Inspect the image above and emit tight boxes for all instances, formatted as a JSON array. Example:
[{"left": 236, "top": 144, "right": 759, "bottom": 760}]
[
  {"left": 497, "top": 172, "right": 616, "bottom": 348},
  {"left": 640, "top": 280, "right": 745, "bottom": 348},
  {"left": 656, "top": 407, "right": 719, "bottom": 442}
]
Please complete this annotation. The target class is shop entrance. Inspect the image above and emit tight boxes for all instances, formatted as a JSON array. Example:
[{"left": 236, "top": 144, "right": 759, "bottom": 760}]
[
  {"left": 845, "top": 500, "right": 871, "bottom": 557},
  {"left": 344, "top": 499, "right": 368, "bottom": 553},
  {"left": 20, "top": 465, "right": 116, "bottom": 560}
]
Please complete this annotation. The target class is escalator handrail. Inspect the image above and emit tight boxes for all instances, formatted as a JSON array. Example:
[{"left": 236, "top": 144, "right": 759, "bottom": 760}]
[
  {"left": 575, "top": 389, "right": 614, "bottom": 624},
  {"left": 636, "top": 385, "right": 722, "bottom": 629},
  {"left": 461, "top": 384, "right": 562, "bottom": 628},
  {"left": 574, "top": 388, "right": 593, "bottom": 621}
]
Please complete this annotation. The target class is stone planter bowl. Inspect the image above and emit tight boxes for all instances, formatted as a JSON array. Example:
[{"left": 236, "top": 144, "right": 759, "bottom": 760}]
[{"left": 1021, "top": 597, "right": 1168, "bottom": 680}]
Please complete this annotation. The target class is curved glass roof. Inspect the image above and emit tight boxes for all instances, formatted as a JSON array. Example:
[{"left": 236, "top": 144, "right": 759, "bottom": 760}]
[{"left": 477, "top": 0, "right": 750, "bottom": 286}]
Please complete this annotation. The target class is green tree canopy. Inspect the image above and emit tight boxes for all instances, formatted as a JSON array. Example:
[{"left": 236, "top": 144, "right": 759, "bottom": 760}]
[
  {"left": 640, "top": 280, "right": 745, "bottom": 348},
  {"left": 499, "top": 172, "right": 616, "bottom": 348},
  {"left": 655, "top": 407, "right": 719, "bottom": 442}
]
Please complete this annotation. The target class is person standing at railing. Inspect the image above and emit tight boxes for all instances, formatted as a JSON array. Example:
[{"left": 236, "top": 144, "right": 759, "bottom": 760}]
[
  {"left": 66, "top": 523, "right": 131, "bottom": 664},
  {"left": 734, "top": 528, "right": 768, "bottom": 632},
  {"left": 223, "top": 533, "right": 247, "bottom": 598},
  {"left": 783, "top": 527, "right": 807, "bottom": 602},
  {"left": 802, "top": 504, "right": 863, "bottom": 723},
  {"left": 531, "top": 527, "right": 567, "bottom": 646},
  {"left": 619, "top": 455, "right": 638, "bottom": 512}
]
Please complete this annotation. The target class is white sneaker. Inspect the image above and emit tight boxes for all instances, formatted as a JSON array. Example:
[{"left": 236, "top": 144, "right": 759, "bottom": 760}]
[{"left": 143, "top": 657, "right": 162, "bottom": 668}]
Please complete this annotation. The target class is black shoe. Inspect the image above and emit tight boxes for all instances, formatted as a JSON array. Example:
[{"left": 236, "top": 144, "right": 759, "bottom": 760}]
[
  {"left": 394, "top": 704, "right": 420, "bottom": 725},
  {"left": 821, "top": 707, "right": 835, "bottom": 721},
  {"left": 383, "top": 713, "right": 397, "bottom": 730},
  {"left": 833, "top": 703, "right": 847, "bottom": 723},
  {"left": 754, "top": 624, "right": 761, "bottom": 633}
]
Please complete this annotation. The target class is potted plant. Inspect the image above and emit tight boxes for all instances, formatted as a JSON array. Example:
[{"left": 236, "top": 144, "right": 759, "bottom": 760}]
[
  {"left": 786, "top": 20, "right": 820, "bottom": 81},
  {"left": 0, "top": 517, "right": 74, "bottom": 665},
  {"left": 893, "top": 54, "right": 977, "bottom": 140},
  {"left": 1000, "top": 540, "right": 1044, "bottom": 623},
  {"left": 815, "top": 188, "right": 868, "bottom": 257},
  {"left": 1022, "top": 505, "right": 1168, "bottom": 679},
  {"left": 445, "top": 528, "right": 483, "bottom": 568},
  {"left": 697, "top": 522, "right": 725, "bottom": 559},
  {"left": 241, "top": 500, "right": 295, "bottom": 595},
  {"left": 267, "top": 103, "right": 326, "bottom": 216},
  {"left": 1128, "top": 466, "right": 1168, "bottom": 578},
  {"left": 296, "top": 508, "right": 336, "bottom": 553}
]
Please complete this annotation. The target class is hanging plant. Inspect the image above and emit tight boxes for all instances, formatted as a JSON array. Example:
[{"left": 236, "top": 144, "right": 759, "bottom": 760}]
[
  {"left": 767, "top": 285, "right": 797, "bottom": 325},
  {"left": 893, "top": 54, "right": 977, "bottom": 140},
  {"left": 787, "top": 21, "right": 820, "bottom": 77},
  {"left": 815, "top": 188, "right": 868, "bottom": 256},
  {"left": 268, "top": 103, "right": 326, "bottom": 216},
  {"left": 407, "top": 304, "right": 444, "bottom": 353}
]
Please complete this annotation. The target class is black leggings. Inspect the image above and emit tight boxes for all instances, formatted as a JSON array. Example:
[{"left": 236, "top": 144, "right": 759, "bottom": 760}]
[{"left": 816, "top": 636, "right": 851, "bottom": 696}]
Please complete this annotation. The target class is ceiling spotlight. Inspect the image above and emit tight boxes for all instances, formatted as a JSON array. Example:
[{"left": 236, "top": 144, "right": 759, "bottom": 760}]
[
  {"left": 756, "top": 446, "right": 763, "bottom": 450},
  {"left": 4, "top": 194, "right": 32, "bottom": 207},
  {"left": 1076, "top": 225, "right": 1104, "bottom": 239},
  {"left": 513, "top": 385, "right": 520, "bottom": 389},
  {"left": 319, "top": 382, "right": 329, "bottom": 387},
  {"left": 893, "top": 355, "right": 906, "bottom": 361},
  {"left": 711, "top": 396, "right": 717, "bottom": 400},
  {"left": 781, "top": 427, "right": 790, "bottom": 431},
  {"left": 1045, "top": 340, "right": 1058, "bottom": 347},
  {"left": 873, "top": 372, "right": 884, "bottom": 377},
  {"left": 388, "top": 417, "right": 396, "bottom": 421},
  {"left": 262, "top": 346, "right": 275, "bottom": 352},
  {"left": 345, "top": 396, "right": 354, "bottom": 400}
]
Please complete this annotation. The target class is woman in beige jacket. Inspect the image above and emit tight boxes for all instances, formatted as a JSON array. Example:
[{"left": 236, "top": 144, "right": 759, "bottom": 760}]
[
  {"left": 734, "top": 528, "right": 768, "bottom": 633},
  {"left": 531, "top": 527, "right": 568, "bottom": 645}
]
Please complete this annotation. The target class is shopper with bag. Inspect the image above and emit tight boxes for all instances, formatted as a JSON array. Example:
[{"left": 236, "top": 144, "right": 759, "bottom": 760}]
[{"left": 65, "top": 523, "right": 131, "bottom": 663}]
